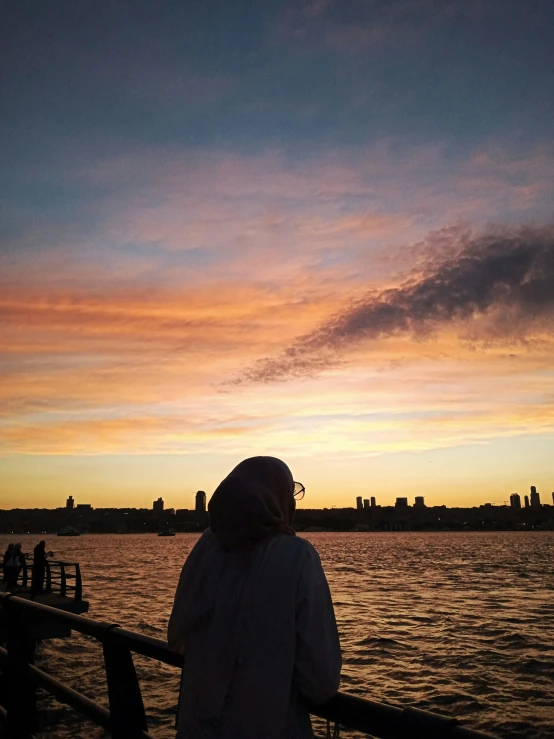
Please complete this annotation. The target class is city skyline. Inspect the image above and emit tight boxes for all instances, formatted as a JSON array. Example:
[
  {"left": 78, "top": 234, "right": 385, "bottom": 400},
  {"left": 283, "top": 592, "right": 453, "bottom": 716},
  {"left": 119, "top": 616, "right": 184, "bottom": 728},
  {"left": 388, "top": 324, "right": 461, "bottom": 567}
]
[
  {"left": 1, "top": 484, "right": 552, "bottom": 514},
  {"left": 2, "top": 2, "right": 554, "bottom": 509},
  {"left": 2, "top": 486, "right": 553, "bottom": 538}
]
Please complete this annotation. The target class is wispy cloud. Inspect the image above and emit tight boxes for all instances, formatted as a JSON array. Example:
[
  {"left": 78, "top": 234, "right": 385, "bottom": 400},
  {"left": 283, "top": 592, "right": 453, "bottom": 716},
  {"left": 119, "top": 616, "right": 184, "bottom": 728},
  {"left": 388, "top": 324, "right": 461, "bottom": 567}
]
[
  {"left": 235, "top": 226, "right": 554, "bottom": 383},
  {"left": 280, "top": 0, "right": 540, "bottom": 54}
]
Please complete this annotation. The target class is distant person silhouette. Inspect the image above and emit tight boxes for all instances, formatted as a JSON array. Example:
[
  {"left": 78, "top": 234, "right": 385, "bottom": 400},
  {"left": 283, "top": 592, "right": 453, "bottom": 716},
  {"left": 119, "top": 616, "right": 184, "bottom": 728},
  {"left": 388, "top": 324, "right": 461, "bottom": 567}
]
[
  {"left": 31, "top": 540, "right": 51, "bottom": 596},
  {"left": 3, "top": 544, "right": 16, "bottom": 589},
  {"left": 3, "top": 543, "right": 14, "bottom": 576},
  {"left": 168, "top": 456, "right": 341, "bottom": 739},
  {"left": 13, "top": 543, "right": 25, "bottom": 587}
]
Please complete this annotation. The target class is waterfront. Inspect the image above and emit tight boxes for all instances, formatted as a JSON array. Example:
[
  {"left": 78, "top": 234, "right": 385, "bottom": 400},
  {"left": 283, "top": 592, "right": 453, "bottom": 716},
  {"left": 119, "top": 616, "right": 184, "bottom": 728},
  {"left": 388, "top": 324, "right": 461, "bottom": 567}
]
[{"left": 2, "top": 532, "right": 553, "bottom": 738}]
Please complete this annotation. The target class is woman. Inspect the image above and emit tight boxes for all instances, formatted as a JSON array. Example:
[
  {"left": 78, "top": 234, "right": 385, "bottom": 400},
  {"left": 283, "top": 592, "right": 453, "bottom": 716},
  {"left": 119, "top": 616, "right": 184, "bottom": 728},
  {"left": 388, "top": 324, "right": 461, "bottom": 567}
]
[
  {"left": 4, "top": 543, "right": 24, "bottom": 590},
  {"left": 31, "top": 540, "right": 48, "bottom": 596},
  {"left": 3, "top": 543, "right": 15, "bottom": 586},
  {"left": 13, "top": 543, "right": 25, "bottom": 587},
  {"left": 168, "top": 456, "right": 341, "bottom": 739}
]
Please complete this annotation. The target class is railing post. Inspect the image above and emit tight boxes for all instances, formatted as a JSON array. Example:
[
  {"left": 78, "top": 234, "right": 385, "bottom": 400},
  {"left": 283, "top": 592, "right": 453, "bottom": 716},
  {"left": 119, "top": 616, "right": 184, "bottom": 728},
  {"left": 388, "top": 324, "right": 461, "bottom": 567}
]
[
  {"left": 45, "top": 560, "right": 52, "bottom": 593},
  {"left": 102, "top": 628, "right": 148, "bottom": 738},
  {"left": 60, "top": 563, "right": 66, "bottom": 597},
  {"left": 75, "top": 563, "right": 82, "bottom": 601},
  {"left": 5, "top": 598, "right": 37, "bottom": 738}
]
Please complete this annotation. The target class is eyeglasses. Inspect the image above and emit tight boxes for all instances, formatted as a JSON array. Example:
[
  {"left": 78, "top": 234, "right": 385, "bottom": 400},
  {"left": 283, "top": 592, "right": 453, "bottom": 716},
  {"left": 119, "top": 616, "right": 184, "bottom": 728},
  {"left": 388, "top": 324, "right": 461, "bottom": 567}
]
[{"left": 293, "top": 481, "right": 306, "bottom": 500}]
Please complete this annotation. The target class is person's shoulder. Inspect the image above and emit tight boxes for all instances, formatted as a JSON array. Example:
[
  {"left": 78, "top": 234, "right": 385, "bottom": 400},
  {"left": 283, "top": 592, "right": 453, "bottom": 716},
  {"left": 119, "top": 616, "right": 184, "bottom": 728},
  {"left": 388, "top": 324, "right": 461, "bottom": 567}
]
[
  {"left": 278, "top": 534, "right": 321, "bottom": 561},
  {"left": 191, "top": 528, "right": 218, "bottom": 554}
]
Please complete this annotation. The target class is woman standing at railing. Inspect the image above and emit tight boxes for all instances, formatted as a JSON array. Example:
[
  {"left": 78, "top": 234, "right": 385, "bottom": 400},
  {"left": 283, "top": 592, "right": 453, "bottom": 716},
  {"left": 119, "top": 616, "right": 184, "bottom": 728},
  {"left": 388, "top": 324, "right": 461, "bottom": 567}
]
[
  {"left": 3, "top": 543, "right": 16, "bottom": 590},
  {"left": 31, "top": 540, "right": 53, "bottom": 596},
  {"left": 168, "top": 456, "right": 342, "bottom": 739},
  {"left": 12, "top": 543, "right": 25, "bottom": 588}
]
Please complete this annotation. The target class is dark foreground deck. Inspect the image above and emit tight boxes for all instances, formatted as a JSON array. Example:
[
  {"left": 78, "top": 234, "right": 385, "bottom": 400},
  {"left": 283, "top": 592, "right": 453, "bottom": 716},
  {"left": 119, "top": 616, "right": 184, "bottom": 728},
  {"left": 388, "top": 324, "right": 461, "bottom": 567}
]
[{"left": 0, "top": 592, "right": 500, "bottom": 739}]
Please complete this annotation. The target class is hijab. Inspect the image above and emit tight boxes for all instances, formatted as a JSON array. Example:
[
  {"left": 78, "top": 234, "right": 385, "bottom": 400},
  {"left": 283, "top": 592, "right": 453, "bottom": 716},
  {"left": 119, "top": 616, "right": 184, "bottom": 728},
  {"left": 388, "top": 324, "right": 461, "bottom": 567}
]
[{"left": 209, "top": 456, "right": 296, "bottom": 550}]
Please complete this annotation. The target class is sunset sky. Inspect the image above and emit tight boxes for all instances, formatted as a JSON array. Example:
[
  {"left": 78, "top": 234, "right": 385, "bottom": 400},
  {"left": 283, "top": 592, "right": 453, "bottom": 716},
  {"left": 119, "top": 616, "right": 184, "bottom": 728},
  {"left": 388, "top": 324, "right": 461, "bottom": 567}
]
[{"left": 1, "top": 1, "right": 553, "bottom": 510}]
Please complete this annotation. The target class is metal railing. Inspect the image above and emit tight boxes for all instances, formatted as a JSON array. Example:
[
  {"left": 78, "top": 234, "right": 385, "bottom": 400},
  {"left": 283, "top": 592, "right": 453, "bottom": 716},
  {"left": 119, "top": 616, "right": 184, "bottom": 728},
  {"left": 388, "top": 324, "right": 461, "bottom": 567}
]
[
  {"left": 0, "top": 592, "right": 498, "bottom": 739},
  {"left": 20, "top": 557, "right": 82, "bottom": 600}
]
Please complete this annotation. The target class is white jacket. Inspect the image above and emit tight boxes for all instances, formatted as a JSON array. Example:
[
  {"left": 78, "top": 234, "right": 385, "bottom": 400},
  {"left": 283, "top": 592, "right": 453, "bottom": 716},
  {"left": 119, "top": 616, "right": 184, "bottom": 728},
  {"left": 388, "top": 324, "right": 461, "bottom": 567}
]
[{"left": 168, "top": 530, "right": 341, "bottom": 738}]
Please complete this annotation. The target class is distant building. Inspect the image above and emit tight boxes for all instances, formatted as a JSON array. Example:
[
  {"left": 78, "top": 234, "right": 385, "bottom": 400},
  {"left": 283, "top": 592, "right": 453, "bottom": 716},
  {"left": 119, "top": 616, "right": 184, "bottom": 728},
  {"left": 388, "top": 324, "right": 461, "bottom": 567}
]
[
  {"left": 356, "top": 496, "right": 363, "bottom": 511},
  {"left": 524, "top": 495, "right": 530, "bottom": 508},
  {"left": 76, "top": 503, "right": 92, "bottom": 511},
  {"left": 195, "top": 491, "right": 207, "bottom": 515},
  {"left": 370, "top": 496, "right": 376, "bottom": 507},
  {"left": 530, "top": 486, "right": 541, "bottom": 508},
  {"left": 153, "top": 497, "right": 164, "bottom": 514},
  {"left": 414, "top": 496, "right": 425, "bottom": 508},
  {"left": 510, "top": 493, "right": 521, "bottom": 509},
  {"left": 363, "top": 499, "right": 369, "bottom": 509},
  {"left": 66, "top": 495, "right": 74, "bottom": 511},
  {"left": 395, "top": 497, "right": 408, "bottom": 507}
]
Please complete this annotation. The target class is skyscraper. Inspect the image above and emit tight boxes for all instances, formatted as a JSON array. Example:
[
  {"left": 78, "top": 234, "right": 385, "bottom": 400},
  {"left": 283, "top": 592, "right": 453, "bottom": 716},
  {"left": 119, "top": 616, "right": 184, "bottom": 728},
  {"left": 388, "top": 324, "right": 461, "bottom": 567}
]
[
  {"left": 356, "top": 496, "right": 363, "bottom": 511},
  {"left": 530, "top": 486, "right": 541, "bottom": 508},
  {"left": 524, "top": 495, "right": 530, "bottom": 508},
  {"left": 66, "top": 495, "right": 74, "bottom": 510},
  {"left": 195, "top": 490, "right": 207, "bottom": 515},
  {"left": 510, "top": 493, "right": 521, "bottom": 509},
  {"left": 395, "top": 497, "right": 408, "bottom": 507},
  {"left": 370, "top": 497, "right": 376, "bottom": 507},
  {"left": 363, "top": 499, "right": 370, "bottom": 509},
  {"left": 153, "top": 497, "right": 164, "bottom": 514},
  {"left": 414, "top": 496, "right": 425, "bottom": 508}
]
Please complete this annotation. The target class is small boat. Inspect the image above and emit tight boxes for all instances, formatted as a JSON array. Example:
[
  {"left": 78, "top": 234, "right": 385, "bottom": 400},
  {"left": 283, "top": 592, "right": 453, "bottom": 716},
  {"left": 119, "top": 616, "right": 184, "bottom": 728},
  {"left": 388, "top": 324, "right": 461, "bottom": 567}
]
[
  {"left": 57, "top": 526, "right": 81, "bottom": 537},
  {"left": 158, "top": 529, "right": 176, "bottom": 536}
]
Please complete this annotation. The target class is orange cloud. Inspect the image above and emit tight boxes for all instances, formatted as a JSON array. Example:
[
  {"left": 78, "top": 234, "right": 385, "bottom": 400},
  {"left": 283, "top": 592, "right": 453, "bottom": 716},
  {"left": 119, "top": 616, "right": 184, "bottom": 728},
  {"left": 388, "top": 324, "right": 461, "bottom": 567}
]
[{"left": 2, "top": 146, "right": 554, "bottom": 476}]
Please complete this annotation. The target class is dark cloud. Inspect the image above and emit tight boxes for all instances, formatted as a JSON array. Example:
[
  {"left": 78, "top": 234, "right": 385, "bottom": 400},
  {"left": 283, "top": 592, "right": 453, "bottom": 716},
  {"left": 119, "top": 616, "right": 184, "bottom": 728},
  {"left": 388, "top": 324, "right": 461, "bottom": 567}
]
[{"left": 235, "top": 226, "right": 554, "bottom": 383}]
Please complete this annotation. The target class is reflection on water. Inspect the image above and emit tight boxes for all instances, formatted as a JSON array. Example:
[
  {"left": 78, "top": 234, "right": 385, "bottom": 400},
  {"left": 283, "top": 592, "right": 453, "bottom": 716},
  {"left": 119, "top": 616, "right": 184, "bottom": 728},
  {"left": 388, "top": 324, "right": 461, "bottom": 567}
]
[{"left": 3, "top": 532, "right": 553, "bottom": 738}]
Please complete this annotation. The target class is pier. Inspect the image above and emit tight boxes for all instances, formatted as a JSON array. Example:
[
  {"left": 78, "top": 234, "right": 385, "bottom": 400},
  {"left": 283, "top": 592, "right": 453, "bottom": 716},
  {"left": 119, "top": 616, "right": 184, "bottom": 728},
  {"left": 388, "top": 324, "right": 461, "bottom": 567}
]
[
  {"left": 0, "top": 557, "right": 88, "bottom": 641},
  {"left": 0, "top": 592, "right": 498, "bottom": 739}
]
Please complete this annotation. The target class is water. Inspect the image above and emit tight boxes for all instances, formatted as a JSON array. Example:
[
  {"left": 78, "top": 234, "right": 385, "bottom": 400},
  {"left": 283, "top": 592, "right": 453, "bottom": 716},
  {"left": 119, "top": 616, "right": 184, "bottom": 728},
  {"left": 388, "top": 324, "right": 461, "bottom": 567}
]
[{"left": 2, "top": 532, "right": 553, "bottom": 738}]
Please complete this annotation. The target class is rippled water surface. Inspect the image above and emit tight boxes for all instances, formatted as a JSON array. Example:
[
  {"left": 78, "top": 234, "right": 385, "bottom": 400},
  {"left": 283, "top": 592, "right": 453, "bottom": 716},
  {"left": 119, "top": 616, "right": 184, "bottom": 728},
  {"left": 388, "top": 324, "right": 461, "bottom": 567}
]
[{"left": 3, "top": 532, "right": 553, "bottom": 738}]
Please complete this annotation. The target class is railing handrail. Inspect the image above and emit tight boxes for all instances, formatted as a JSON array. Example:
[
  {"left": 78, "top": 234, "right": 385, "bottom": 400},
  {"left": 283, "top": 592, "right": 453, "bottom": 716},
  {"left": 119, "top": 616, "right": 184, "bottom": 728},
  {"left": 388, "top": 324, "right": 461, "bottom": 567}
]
[
  {"left": 23, "top": 555, "right": 79, "bottom": 567},
  {"left": 20, "top": 557, "right": 81, "bottom": 600},
  {"left": 0, "top": 591, "right": 498, "bottom": 739}
]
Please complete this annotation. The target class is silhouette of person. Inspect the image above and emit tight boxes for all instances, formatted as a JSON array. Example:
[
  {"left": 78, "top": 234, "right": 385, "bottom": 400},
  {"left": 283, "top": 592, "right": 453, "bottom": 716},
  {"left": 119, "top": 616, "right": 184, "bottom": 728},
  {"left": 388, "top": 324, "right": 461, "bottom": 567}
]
[
  {"left": 168, "top": 456, "right": 341, "bottom": 739},
  {"left": 13, "top": 543, "right": 25, "bottom": 587},
  {"left": 31, "top": 540, "right": 48, "bottom": 596},
  {"left": 3, "top": 544, "right": 16, "bottom": 589}
]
